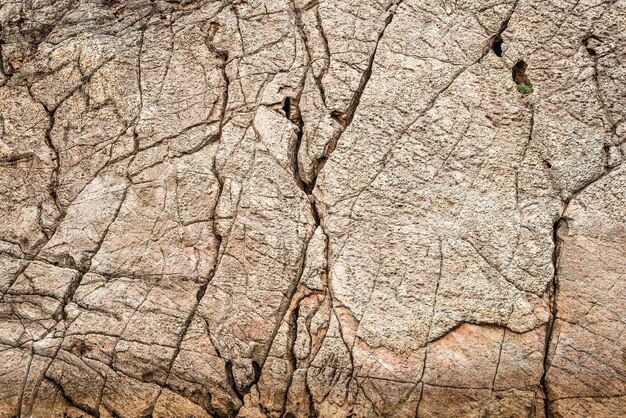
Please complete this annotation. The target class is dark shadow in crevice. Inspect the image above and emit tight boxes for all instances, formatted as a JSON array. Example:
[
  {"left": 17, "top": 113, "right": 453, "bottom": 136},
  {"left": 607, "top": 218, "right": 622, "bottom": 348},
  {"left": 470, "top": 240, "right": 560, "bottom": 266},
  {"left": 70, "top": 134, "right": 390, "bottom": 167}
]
[
  {"left": 512, "top": 60, "right": 533, "bottom": 96},
  {"left": 282, "top": 97, "right": 291, "bottom": 120},
  {"left": 492, "top": 35, "right": 503, "bottom": 57},
  {"left": 582, "top": 35, "right": 601, "bottom": 56},
  {"left": 330, "top": 110, "right": 345, "bottom": 125},
  {"left": 512, "top": 60, "right": 531, "bottom": 86}
]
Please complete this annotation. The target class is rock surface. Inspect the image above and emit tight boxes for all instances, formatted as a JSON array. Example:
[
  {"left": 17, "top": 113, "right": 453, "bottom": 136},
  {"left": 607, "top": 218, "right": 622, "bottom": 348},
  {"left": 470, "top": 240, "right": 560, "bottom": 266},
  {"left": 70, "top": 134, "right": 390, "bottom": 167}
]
[{"left": 0, "top": 0, "right": 624, "bottom": 417}]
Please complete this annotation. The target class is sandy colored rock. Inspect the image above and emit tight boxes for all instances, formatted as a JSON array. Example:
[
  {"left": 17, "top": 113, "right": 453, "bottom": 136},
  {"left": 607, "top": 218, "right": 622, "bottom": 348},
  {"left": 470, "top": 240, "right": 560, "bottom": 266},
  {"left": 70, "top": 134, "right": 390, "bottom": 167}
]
[{"left": 0, "top": 0, "right": 624, "bottom": 417}]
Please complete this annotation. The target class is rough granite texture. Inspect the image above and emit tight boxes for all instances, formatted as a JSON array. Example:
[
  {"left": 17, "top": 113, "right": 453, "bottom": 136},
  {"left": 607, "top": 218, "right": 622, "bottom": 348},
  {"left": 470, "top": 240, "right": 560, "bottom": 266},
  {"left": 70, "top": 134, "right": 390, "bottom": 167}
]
[{"left": 0, "top": 0, "right": 624, "bottom": 417}]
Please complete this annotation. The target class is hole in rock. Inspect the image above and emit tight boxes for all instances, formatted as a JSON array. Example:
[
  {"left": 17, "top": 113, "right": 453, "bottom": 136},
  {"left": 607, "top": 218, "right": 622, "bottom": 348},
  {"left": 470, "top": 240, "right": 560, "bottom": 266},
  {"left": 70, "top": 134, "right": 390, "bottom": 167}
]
[
  {"left": 492, "top": 35, "right": 503, "bottom": 57},
  {"left": 282, "top": 97, "right": 291, "bottom": 120},
  {"left": 512, "top": 60, "right": 530, "bottom": 85},
  {"left": 512, "top": 60, "right": 533, "bottom": 96}
]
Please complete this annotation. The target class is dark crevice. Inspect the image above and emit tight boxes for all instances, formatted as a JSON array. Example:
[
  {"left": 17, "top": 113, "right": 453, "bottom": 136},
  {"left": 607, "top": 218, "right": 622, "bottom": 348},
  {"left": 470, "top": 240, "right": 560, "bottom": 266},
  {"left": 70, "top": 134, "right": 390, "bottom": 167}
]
[
  {"left": 287, "top": 92, "right": 322, "bottom": 225},
  {"left": 512, "top": 60, "right": 531, "bottom": 86},
  {"left": 286, "top": 8, "right": 410, "bottom": 413},
  {"left": 45, "top": 376, "right": 100, "bottom": 418},
  {"left": 271, "top": 58, "right": 328, "bottom": 415},
  {"left": 532, "top": 135, "right": 623, "bottom": 415},
  {"left": 241, "top": 361, "right": 262, "bottom": 396},
  {"left": 280, "top": 304, "right": 300, "bottom": 417},
  {"left": 225, "top": 360, "right": 243, "bottom": 403},
  {"left": 491, "top": 35, "right": 503, "bottom": 57},
  {"left": 339, "top": 3, "right": 398, "bottom": 128},
  {"left": 488, "top": 0, "right": 517, "bottom": 58},
  {"left": 57, "top": 273, "right": 83, "bottom": 321},
  {"left": 304, "top": 374, "right": 317, "bottom": 418},
  {"left": 40, "top": 100, "right": 65, "bottom": 240},
  {"left": 283, "top": 96, "right": 292, "bottom": 120},
  {"left": 289, "top": 100, "right": 305, "bottom": 187},
  {"left": 582, "top": 34, "right": 601, "bottom": 56},
  {"left": 288, "top": 0, "right": 321, "bottom": 200},
  {"left": 512, "top": 60, "right": 533, "bottom": 96},
  {"left": 299, "top": 1, "right": 404, "bottom": 194},
  {"left": 224, "top": 358, "right": 261, "bottom": 404},
  {"left": 541, "top": 216, "right": 565, "bottom": 418},
  {"left": 329, "top": 110, "right": 343, "bottom": 124}
]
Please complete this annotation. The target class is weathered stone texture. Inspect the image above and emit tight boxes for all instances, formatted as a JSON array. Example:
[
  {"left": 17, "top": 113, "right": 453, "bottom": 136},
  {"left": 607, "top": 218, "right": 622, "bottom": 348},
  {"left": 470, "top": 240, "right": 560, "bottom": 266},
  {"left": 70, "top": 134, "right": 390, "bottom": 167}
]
[{"left": 0, "top": 0, "right": 624, "bottom": 417}]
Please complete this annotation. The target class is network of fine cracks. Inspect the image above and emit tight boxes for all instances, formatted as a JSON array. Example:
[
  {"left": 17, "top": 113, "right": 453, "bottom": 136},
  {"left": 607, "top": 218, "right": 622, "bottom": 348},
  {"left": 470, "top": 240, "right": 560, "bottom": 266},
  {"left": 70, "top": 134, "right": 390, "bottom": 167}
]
[{"left": 0, "top": 0, "right": 624, "bottom": 416}]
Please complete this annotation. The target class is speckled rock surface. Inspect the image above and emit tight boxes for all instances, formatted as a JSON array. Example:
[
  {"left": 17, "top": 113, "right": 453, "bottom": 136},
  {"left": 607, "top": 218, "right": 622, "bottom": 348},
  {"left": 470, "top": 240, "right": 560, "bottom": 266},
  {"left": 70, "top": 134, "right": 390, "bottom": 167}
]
[{"left": 0, "top": 1, "right": 624, "bottom": 417}]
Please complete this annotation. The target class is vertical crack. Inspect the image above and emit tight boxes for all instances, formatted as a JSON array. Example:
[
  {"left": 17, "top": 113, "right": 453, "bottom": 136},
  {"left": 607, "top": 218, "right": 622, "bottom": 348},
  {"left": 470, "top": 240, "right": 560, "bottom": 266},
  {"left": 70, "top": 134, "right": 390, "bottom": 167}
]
[
  {"left": 338, "top": 1, "right": 403, "bottom": 128},
  {"left": 290, "top": 0, "right": 328, "bottom": 105},
  {"left": 540, "top": 215, "right": 564, "bottom": 418},
  {"left": 41, "top": 102, "right": 64, "bottom": 233},
  {"left": 584, "top": 35, "right": 617, "bottom": 136},
  {"left": 492, "top": 329, "right": 506, "bottom": 391},
  {"left": 280, "top": 304, "right": 301, "bottom": 417},
  {"left": 225, "top": 359, "right": 243, "bottom": 403},
  {"left": 415, "top": 238, "right": 443, "bottom": 418},
  {"left": 202, "top": 318, "right": 243, "bottom": 418},
  {"left": 313, "top": 4, "right": 330, "bottom": 105},
  {"left": 304, "top": 369, "right": 317, "bottom": 418},
  {"left": 156, "top": 38, "right": 231, "bottom": 417},
  {"left": 538, "top": 154, "right": 616, "bottom": 416},
  {"left": 286, "top": 6, "right": 411, "bottom": 409},
  {"left": 292, "top": 1, "right": 405, "bottom": 192}
]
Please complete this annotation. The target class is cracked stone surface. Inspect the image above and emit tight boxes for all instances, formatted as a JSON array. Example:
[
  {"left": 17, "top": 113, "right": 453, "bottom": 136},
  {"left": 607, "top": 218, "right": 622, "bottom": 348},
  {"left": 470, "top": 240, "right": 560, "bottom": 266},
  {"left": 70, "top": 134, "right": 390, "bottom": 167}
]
[{"left": 0, "top": 0, "right": 624, "bottom": 417}]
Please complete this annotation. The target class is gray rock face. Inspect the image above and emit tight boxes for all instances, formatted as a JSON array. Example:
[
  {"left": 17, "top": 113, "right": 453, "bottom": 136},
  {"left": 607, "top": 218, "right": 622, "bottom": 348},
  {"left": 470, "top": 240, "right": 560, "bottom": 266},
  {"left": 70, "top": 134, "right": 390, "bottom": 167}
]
[{"left": 0, "top": 1, "right": 624, "bottom": 417}]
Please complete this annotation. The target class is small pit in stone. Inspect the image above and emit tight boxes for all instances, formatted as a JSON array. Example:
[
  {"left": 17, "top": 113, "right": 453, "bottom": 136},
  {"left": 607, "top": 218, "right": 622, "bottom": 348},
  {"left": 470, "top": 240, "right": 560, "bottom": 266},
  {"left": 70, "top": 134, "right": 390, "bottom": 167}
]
[
  {"left": 233, "top": 0, "right": 250, "bottom": 13},
  {"left": 582, "top": 35, "right": 601, "bottom": 56},
  {"left": 512, "top": 60, "right": 533, "bottom": 96},
  {"left": 207, "top": 22, "right": 221, "bottom": 38},
  {"left": 492, "top": 35, "right": 503, "bottom": 57},
  {"left": 70, "top": 340, "right": 89, "bottom": 356}
]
